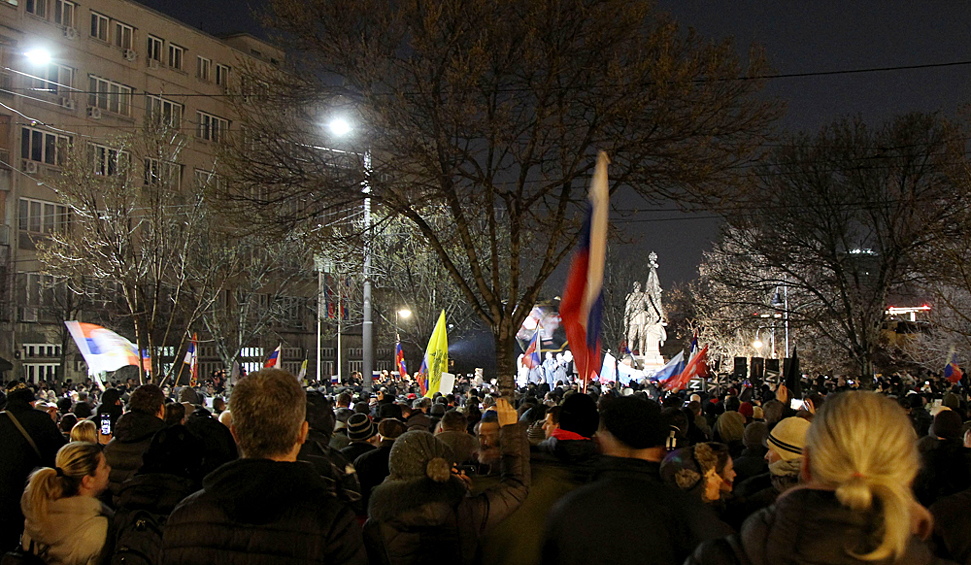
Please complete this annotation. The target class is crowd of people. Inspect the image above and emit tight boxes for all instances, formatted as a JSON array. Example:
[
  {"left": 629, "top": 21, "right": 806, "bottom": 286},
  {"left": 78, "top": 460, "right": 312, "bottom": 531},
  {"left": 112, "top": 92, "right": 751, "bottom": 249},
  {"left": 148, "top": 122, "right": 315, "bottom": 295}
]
[{"left": 0, "top": 367, "right": 969, "bottom": 565}]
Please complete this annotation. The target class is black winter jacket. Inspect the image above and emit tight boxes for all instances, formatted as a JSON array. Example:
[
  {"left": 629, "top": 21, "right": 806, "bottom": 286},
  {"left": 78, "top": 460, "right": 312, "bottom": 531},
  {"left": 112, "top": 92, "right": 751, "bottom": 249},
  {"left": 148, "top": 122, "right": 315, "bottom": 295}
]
[
  {"left": 688, "top": 488, "right": 949, "bottom": 565},
  {"left": 162, "top": 458, "right": 366, "bottom": 565},
  {"left": 542, "top": 456, "right": 732, "bottom": 565},
  {"left": 930, "top": 487, "right": 971, "bottom": 565},
  {"left": 0, "top": 400, "right": 66, "bottom": 551},
  {"left": 104, "top": 411, "right": 166, "bottom": 504},
  {"left": 364, "top": 423, "right": 530, "bottom": 565},
  {"left": 184, "top": 407, "right": 238, "bottom": 477}
]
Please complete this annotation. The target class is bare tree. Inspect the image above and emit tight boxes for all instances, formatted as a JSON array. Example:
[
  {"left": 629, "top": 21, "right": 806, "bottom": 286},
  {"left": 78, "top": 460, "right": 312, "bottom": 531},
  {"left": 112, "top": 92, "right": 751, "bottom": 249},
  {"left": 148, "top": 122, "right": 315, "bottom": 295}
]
[
  {"left": 224, "top": 0, "right": 781, "bottom": 391},
  {"left": 38, "top": 124, "right": 219, "bottom": 383},
  {"left": 704, "top": 114, "right": 967, "bottom": 382}
]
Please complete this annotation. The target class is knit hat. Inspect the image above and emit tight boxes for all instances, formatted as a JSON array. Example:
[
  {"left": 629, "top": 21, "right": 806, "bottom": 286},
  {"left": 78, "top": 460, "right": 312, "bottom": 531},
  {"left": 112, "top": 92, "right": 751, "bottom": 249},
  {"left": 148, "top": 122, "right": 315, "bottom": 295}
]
[
  {"left": 742, "top": 421, "right": 768, "bottom": 449},
  {"left": 714, "top": 411, "right": 745, "bottom": 443},
  {"left": 388, "top": 430, "right": 455, "bottom": 482},
  {"left": 377, "top": 403, "right": 403, "bottom": 421},
  {"left": 738, "top": 402, "right": 754, "bottom": 420},
  {"left": 932, "top": 409, "right": 963, "bottom": 440},
  {"left": 766, "top": 417, "right": 811, "bottom": 461},
  {"left": 347, "top": 413, "right": 377, "bottom": 441},
  {"left": 378, "top": 418, "right": 407, "bottom": 440},
  {"left": 430, "top": 404, "right": 447, "bottom": 417}
]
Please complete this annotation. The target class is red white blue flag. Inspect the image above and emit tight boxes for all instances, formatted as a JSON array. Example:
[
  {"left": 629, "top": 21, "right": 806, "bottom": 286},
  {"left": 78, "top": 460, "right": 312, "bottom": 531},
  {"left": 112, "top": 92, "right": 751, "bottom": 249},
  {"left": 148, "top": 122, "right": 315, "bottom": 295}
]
[
  {"left": 395, "top": 341, "right": 408, "bottom": 379},
  {"left": 945, "top": 350, "right": 963, "bottom": 384},
  {"left": 522, "top": 329, "right": 542, "bottom": 370},
  {"left": 264, "top": 344, "right": 281, "bottom": 368},
  {"left": 560, "top": 152, "right": 609, "bottom": 383}
]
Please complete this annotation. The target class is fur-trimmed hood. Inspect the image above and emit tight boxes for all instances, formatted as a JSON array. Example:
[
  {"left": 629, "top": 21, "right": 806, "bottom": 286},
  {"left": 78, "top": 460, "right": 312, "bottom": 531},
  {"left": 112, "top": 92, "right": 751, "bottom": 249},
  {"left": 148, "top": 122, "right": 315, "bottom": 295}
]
[{"left": 368, "top": 475, "right": 468, "bottom": 525}]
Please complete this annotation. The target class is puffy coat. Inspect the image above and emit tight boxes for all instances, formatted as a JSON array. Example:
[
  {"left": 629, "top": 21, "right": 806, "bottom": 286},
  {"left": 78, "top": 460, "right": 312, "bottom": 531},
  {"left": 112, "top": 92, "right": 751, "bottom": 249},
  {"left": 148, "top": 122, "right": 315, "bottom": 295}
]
[
  {"left": 687, "top": 488, "right": 948, "bottom": 565},
  {"left": 298, "top": 428, "right": 364, "bottom": 515},
  {"left": 103, "top": 411, "right": 165, "bottom": 504},
  {"left": 22, "top": 495, "right": 110, "bottom": 565},
  {"left": 0, "top": 399, "right": 66, "bottom": 551},
  {"left": 364, "top": 423, "right": 530, "bottom": 565},
  {"left": 162, "top": 458, "right": 366, "bottom": 565},
  {"left": 930, "top": 487, "right": 971, "bottom": 565}
]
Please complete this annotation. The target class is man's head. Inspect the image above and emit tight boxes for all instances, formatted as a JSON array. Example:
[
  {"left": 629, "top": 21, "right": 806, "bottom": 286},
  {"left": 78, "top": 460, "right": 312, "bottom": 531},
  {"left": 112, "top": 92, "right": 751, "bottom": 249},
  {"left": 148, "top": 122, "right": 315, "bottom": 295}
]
[
  {"left": 476, "top": 411, "right": 501, "bottom": 465},
  {"left": 558, "top": 393, "right": 599, "bottom": 438},
  {"left": 598, "top": 397, "right": 666, "bottom": 457},
  {"left": 439, "top": 410, "right": 467, "bottom": 433},
  {"left": 765, "top": 416, "right": 811, "bottom": 464},
  {"left": 229, "top": 368, "right": 308, "bottom": 459},
  {"left": 128, "top": 384, "right": 165, "bottom": 418}
]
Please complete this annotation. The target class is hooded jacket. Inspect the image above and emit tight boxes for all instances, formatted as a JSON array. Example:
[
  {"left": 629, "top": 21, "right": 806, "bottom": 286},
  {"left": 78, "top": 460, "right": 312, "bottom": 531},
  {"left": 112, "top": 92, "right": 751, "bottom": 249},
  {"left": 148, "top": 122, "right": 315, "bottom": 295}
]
[
  {"left": 162, "top": 458, "right": 366, "bottom": 565},
  {"left": 364, "top": 423, "right": 530, "bottom": 565},
  {"left": 103, "top": 411, "right": 165, "bottom": 503},
  {"left": 22, "top": 495, "right": 110, "bottom": 565}
]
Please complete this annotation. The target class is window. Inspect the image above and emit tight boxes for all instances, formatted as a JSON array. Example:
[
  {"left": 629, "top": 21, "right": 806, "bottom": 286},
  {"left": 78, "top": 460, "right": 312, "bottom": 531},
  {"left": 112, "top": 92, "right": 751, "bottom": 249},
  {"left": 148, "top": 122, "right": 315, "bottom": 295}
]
[
  {"left": 27, "top": 63, "right": 72, "bottom": 95},
  {"left": 194, "top": 169, "right": 226, "bottom": 191},
  {"left": 146, "top": 94, "right": 182, "bottom": 128},
  {"left": 18, "top": 198, "right": 67, "bottom": 234},
  {"left": 144, "top": 158, "right": 181, "bottom": 188},
  {"left": 53, "top": 0, "right": 73, "bottom": 26},
  {"left": 88, "top": 76, "right": 132, "bottom": 115},
  {"left": 20, "top": 127, "right": 69, "bottom": 165},
  {"left": 25, "top": 0, "right": 44, "bottom": 17},
  {"left": 168, "top": 43, "right": 184, "bottom": 70},
  {"left": 23, "top": 364, "right": 57, "bottom": 383},
  {"left": 90, "top": 12, "right": 108, "bottom": 41},
  {"left": 147, "top": 36, "right": 162, "bottom": 62},
  {"left": 215, "top": 64, "right": 230, "bottom": 87},
  {"left": 87, "top": 142, "right": 128, "bottom": 176},
  {"left": 196, "top": 56, "right": 211, "bottom": 81},
  {"left": 113, "top": 21, "right": 133, "bottom": 50},
  {"left": 196, "top": 111, "right": 229, "bottom": 143},
  {"left": 23, "top": 343, "right": 62, "bottom": 358}
]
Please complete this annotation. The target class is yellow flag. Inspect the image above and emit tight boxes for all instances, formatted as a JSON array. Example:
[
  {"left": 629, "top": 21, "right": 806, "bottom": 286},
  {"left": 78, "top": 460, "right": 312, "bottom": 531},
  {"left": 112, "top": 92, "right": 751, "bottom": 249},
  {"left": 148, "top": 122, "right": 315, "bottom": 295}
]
[{"left": 423, "top": 310, "right": 449, "bottom": 397}]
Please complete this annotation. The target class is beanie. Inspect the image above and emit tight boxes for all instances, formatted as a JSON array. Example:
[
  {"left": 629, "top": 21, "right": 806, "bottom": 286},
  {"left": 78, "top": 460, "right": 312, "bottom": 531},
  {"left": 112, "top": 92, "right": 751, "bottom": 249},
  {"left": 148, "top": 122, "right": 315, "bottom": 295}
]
[
  {"left": 388, "top": 430, "right": 454, "bottom": 482},
  {"left": 600, "top": 397, "right": 665, "bottom": 449},
  {"left": 347, "top": 413, "right": 377, "bottom": 441},
  {"left": 766, "top": 417, "right": 811, "bottom": 461},
  {"left": 178, "top": 386, "right": 201, "bottom": 406},
  {"left": 377, "top": 403, "right": 403, "bottom": 421},
  {"left": 933, "top": 409, "right": 963, "bottom": 440},
  {"left": 738, "top": 402, "right": 754, "bottom": 420},
  {"left": 714, "top": 411, "right": 745, "bottom": 443},
  {"left": 559, "top": 393, "right": 600, "bottom": 438}
]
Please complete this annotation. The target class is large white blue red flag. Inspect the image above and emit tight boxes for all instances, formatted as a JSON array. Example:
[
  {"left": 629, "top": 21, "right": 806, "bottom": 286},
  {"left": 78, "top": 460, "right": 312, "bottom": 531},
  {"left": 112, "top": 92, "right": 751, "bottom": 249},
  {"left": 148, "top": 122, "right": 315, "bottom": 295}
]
[{"left": 560, "top": 152, "right": 609, "bottom": 383}]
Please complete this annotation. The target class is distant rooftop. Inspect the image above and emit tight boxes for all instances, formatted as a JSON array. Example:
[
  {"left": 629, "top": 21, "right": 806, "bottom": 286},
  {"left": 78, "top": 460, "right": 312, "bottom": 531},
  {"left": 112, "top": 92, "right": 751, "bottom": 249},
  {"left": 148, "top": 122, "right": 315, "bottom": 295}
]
[{"left": 131, "top": 0, "right": 269, "bottom": 41}]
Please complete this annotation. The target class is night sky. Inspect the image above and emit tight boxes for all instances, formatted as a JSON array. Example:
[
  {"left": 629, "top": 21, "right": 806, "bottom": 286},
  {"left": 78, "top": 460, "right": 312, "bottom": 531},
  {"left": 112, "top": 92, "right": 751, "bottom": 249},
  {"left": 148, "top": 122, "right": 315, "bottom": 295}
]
[{"left": 139, "top": 0, "right": 971, "bottom": 287}]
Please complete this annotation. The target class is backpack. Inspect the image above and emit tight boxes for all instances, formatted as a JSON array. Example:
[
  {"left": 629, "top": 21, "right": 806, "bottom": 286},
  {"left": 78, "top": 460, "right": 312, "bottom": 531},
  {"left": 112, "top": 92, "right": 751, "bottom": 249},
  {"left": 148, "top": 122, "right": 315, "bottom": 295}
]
[{"left": 110, "top": 508, "right": 165, "bottom": 565}]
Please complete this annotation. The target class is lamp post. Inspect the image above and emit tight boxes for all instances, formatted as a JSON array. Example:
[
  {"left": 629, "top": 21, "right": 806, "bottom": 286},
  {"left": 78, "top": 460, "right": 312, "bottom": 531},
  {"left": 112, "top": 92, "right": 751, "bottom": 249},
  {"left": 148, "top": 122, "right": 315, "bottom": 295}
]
[
  {"left": 329, "top": 118, "right": 374, "bottom": 390},
  {"left": 395, "top": 308, "right": 412, "bottom": 341}
]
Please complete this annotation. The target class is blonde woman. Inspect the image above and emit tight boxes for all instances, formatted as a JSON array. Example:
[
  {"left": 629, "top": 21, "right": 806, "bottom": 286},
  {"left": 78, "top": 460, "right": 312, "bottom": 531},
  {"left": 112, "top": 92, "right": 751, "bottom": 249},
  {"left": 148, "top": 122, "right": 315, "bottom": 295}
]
[
  {"left": 689, "top": 391, "right": 942, "bottom": 565},
  {"left": 69, "top": 420, "right": 99, "bottom": 444},
  {"left": 20, "top": 441, "right": 111, "bottom": 565}
]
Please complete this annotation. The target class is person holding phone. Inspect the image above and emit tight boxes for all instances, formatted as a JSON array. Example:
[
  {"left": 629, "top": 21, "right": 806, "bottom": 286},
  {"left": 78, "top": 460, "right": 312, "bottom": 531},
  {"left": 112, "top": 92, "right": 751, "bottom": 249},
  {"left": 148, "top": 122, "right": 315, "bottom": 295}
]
[{"left": 364, "top": 398, "right": 529, "bottom": 565}]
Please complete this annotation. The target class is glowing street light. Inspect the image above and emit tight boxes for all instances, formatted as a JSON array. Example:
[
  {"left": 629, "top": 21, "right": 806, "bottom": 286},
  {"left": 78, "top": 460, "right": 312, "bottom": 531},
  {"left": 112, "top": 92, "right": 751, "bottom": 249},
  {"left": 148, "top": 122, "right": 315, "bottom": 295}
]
[
  {"left": 329, "top": 118, "right": 352, "bottom": 137},
  {"left": 752, "top": 338, "right": 764, "bottom": 350},
  {"left": 25, "top": 48, "right": 51, "bottom": 66}
]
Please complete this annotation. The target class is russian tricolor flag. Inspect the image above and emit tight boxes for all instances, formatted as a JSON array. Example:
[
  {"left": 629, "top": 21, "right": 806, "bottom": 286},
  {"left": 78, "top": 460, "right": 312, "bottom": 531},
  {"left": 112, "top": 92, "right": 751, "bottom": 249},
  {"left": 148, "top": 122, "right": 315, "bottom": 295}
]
[
  {"left": 944, "top": 350, "right": 964, "bottom": 384},
  {"left": 560, "top": 152, "right": 609, "bottom": 383},
  {"left": 264, "top": 344, "right": 281, "bottom": 368},
  {"left": 395, "top": 342, "right": 408, "bottom": 379}
]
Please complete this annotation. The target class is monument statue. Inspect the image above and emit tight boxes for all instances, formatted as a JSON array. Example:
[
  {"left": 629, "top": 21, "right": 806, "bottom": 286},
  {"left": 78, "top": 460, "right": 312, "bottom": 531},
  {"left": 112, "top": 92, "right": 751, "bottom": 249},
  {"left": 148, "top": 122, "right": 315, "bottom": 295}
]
[{"left": 624, "top": 252, "right": 666, "bottom": 369}]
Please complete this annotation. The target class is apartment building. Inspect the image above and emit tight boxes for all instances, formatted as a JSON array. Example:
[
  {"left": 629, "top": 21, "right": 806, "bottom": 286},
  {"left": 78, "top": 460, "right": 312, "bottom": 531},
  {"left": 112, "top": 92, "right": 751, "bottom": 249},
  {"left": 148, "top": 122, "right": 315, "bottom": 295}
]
[{"left": 0, "top": 0, "right": 342, "bottom": 383}]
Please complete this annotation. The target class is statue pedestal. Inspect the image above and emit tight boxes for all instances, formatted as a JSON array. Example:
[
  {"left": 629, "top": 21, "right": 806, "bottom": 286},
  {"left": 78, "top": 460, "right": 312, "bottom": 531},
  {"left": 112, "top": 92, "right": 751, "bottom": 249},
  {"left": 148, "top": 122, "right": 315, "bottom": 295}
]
[{"left": 635, "top": 352, "right": 665, "bottom": 372}]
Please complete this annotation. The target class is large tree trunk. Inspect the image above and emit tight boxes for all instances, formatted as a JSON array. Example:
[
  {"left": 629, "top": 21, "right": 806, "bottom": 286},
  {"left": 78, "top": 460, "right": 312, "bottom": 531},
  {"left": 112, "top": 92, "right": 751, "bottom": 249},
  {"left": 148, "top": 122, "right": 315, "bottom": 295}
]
[{"left": 494, "top": 317, "right": 518, "bottom": 397}]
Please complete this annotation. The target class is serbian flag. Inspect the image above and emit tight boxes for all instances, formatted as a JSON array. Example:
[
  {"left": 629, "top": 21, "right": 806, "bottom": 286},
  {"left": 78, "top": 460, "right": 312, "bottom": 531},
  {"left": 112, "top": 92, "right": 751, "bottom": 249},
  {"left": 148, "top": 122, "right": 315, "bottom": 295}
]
[
  {"left": 560, "top": 151, "right": 609, "bottom": 383},
  {"left": 944, "top": 350, "right": 963, "bottom": 384},
  {"left": 264, "top": 344, "right": 281, "bottom": 368},
  {"left": 664, "top": 344, "right": 709, "bottom": 392},
  {"left": 65, "top": 321, "right": 145, "bottom": 375},
  {"left": 522, "top": 330, "right": 542, "bottom": 369},
  {"left": 652, "top": 350, "right": 685, "bottom": 383},
  {"left": 395, "top": 342, "right": 408, "bottom": 379}
]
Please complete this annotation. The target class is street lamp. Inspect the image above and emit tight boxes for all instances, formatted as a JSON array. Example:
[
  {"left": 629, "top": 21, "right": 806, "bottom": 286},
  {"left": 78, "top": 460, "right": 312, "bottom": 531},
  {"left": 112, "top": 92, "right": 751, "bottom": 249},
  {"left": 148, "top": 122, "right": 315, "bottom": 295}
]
[
  {"left": 395, "top": 308, "right": 412, "bottom": 340},
  {"left": 24, "top": 48, "right": 51, "bottom": 66},
  {"left": 329, "top": 117, "right": 374, "bottom": 390}
]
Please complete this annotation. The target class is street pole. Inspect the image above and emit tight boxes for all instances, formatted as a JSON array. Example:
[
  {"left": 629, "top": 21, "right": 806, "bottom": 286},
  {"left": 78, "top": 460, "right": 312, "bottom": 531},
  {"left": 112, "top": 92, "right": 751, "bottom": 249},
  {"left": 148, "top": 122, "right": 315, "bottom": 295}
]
[
  {"left": 316, "top": 265, "right": 323, "bottom": 386},
  {"left": 362, "top": 150, "right": 373, "bottom": 391}
]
